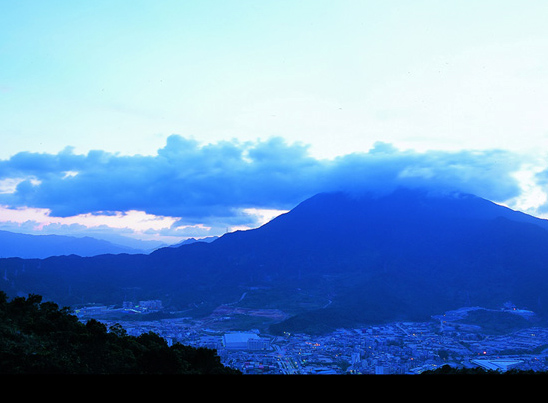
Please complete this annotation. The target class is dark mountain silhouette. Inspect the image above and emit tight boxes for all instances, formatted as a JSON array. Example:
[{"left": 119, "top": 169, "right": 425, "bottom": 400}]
[
  {"left": 2, "top": 187, "right": 548, "bottom": 334},
  {"left": 0, "top": 230, "right": 150, "bottom": 258},
  {"left": 167, "top": 236, "right": 219, "bottom": 248}
]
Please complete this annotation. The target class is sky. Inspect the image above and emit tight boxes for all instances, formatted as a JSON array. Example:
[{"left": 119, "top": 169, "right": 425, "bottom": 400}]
[{"left": 1, "top": 0, "right": 548, "bottom": 247}]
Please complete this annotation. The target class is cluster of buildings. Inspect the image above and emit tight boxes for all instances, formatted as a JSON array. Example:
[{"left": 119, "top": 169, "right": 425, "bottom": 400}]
[
  {"left": 81, "top": 301, "right": 548, "bottom": 374},
  {"left": 122, "top": 300, "right": 163, "bottom": 312},
  {"left": 76, "top": 300, "right": 163, "bottom": 317}
]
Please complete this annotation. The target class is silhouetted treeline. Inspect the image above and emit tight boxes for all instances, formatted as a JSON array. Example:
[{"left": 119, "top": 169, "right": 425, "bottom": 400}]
[{"left": 0, "top": 292, "right": 240, "bottom": 374}]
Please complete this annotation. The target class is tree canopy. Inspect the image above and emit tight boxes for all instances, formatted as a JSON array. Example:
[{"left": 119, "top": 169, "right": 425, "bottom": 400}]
[{"left": 0, "top": 292, "right": 240, "bottom": 374}]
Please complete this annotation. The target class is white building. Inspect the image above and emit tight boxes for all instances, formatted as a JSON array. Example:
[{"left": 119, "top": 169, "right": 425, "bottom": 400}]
[{"left": 223, "top": 332, "right": 271, "bottom": 350}]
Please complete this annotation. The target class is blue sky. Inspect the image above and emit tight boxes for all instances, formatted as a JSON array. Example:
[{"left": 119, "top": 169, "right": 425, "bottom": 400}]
[{"left": 1, "top": 1, "right": 548, "bottom": 246}]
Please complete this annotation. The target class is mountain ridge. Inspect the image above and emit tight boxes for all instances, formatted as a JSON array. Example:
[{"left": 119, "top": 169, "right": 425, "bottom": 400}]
[
  {"left": 0, "top": 230, "right": 155, "bottom": 258},
  {"left": 2, "top": 187, "right": 548, "bottom": 334}
]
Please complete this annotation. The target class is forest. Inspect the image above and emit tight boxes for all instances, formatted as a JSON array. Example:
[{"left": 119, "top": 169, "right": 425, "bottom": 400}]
[{"left": 0, "top": 292, "right": 241, "bottom": 374}]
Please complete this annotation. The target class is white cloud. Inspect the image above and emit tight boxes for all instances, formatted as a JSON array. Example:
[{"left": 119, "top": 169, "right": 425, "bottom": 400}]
[
  {"left": 0, "top": 205, "right": 184, "bottom": 243},
  {"left": 0, "top": 135, "right": 545, "bottom": 242}
]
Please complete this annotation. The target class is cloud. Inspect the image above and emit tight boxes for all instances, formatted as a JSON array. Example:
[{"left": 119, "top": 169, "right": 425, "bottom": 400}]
[{"left": 0, "top": 135, "right": 537, "bottom": 240}]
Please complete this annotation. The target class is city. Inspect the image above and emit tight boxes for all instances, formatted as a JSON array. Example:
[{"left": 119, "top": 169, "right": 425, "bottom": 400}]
[{"left": 75, "top": 301, "right": 548, "bottom": 375}]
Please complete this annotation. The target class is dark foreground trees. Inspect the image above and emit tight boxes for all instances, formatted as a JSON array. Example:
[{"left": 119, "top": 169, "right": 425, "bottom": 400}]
[{"left": 0, "top": 292, "right": 240, "bottom": 374}]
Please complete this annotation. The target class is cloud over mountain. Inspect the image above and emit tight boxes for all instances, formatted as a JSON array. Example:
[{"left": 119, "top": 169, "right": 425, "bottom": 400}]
[{"left": 0, "top": 135, "right": 536, "bottom": 237}]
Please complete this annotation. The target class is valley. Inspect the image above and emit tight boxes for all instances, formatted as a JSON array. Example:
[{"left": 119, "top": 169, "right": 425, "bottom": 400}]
[{"left": 79, "top": 302, "right": 548, "bottom": 374}]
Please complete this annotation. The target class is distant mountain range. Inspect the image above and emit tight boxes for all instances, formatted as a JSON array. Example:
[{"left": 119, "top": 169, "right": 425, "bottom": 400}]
[
  {"left": 167, "top": 236, "right": 219, "bottom": 248},
  {"left": 3, "top": 187, "right": 548, "bottom": 334},
  {"left": 0, "top": 230, "right": 158, "bottom": 258}
]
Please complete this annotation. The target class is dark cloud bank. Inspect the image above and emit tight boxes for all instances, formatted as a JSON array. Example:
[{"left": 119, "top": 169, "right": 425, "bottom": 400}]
[{"left": 0, "top": 135, "right": 533, "bottom": 229}]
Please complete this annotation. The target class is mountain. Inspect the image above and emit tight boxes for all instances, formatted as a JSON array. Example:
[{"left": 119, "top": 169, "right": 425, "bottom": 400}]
[
  {"left": 0, "top": 230, "right": 151, "bottom": 258},
  {"left": 2, "top": 187, "right": 548, "bottom": 334},
  {"left": 167, "top": 236, "right": 219, "bottom": 248}
]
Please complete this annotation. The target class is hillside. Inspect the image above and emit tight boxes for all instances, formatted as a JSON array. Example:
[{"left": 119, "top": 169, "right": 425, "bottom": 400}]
[{"left": 3, "top": 187, "right": 548, "bottom": 334}]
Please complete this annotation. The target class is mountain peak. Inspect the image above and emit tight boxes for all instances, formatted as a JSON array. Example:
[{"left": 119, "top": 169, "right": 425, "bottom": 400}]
[{"left": 4, "top": 187, "right": 548, "bottom": 334}]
